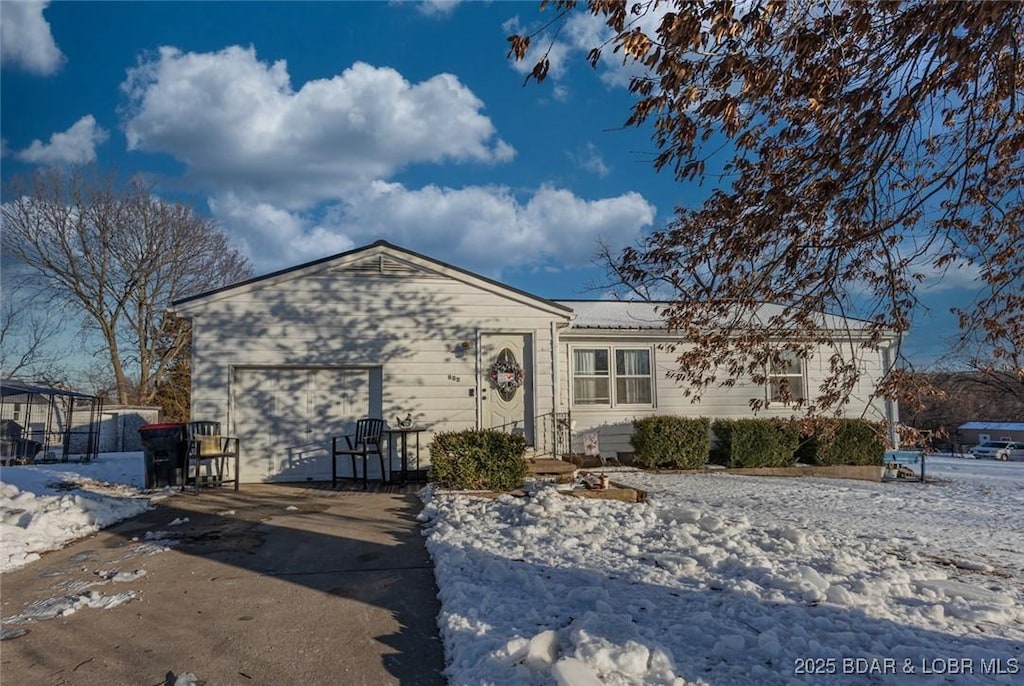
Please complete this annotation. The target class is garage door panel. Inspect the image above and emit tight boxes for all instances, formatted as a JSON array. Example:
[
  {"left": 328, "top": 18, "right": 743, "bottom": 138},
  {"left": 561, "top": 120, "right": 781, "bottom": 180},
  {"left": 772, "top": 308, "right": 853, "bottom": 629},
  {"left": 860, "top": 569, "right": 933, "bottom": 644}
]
[
  {"left": 235, "top": 385, "right": 306, "bottom": 481},
  {"left": 233, "top": 367, "right": 381, "bottom": 483}
]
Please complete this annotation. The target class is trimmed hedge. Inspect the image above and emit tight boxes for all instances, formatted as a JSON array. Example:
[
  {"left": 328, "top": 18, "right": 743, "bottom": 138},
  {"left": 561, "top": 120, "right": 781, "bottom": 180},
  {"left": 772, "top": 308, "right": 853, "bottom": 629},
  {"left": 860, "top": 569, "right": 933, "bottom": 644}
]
[
  {"left": 631, "top": 416, "right": 710, "bottom": 469},
  {"left": 429, "top": 430, "right": 528, "bottom": 490},
  {"left": 794, "top": 418, "right": 886, "bottom": 466},
  {"left": 711, "top": 419, "right": 800, "bottom": 468}
]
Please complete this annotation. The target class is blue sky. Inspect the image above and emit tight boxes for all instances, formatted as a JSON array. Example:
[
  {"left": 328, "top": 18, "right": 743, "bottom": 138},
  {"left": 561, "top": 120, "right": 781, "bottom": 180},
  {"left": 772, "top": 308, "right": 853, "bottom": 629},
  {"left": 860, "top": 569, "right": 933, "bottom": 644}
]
[{"left": 1, "top": 0, "right": 976, "bottom": 365}]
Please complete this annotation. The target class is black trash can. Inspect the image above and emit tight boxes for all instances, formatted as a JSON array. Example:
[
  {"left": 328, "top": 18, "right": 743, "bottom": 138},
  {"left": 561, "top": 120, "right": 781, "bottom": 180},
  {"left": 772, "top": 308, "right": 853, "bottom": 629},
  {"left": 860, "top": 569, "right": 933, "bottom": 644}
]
[{"left": 138, "top": 422, "right": 187, "bottom": 488}]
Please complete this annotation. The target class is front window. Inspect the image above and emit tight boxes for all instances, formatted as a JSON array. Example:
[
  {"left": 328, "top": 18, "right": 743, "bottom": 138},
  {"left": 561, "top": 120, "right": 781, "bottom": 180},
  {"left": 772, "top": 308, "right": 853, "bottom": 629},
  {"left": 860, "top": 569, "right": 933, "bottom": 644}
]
[
  {"left": 768, "top": 351, "right": 805, "bottom": 404},
  {"left": 573, "top": 348, "right": 610, "bottom": 405},
  {"left": 615, "top": 349, "right": 652, "bottom": 404},
  {"left": 572, "top": 347, "right": 653, "bottom": 407}
]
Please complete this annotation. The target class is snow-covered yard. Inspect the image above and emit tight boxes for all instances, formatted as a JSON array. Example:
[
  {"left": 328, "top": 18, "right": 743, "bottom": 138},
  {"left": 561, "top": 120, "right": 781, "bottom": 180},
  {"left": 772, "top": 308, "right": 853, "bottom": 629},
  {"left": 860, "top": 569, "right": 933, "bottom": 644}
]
[
  {"left": 420, "top": 457, "right": 1024, "bottom": 685},
  {"left": 0, "top": 453, "right": 162, "bottom": 572},
  {"left": 2, "top": 455, "right": 1022, "bottom": 684}
]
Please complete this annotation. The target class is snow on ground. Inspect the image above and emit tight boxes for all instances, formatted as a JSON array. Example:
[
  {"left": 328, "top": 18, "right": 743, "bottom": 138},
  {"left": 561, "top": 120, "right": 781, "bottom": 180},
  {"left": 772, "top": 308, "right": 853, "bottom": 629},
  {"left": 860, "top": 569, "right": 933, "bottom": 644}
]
[
  {"left": 4, "top": 452, "right": 1023, "bottom": 683},
  {"left": 0, "top": 453, "right": 166, "bottom": 572},
  {"left": 420, "top": 457, "right": 1024, "bottom": 685}
]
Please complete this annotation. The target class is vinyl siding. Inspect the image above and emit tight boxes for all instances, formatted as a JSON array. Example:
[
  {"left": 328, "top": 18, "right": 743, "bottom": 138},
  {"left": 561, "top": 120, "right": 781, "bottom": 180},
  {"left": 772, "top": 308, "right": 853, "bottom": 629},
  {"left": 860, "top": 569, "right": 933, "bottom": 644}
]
[
  {"left": 179, "top": 244, "right": 896, "bottom": 470},
  {"left": 187, "top": 270, "right": 567, "bottom": 459},
  {"left": 558, "top": 332, "right": 892, "bottom": 457}
]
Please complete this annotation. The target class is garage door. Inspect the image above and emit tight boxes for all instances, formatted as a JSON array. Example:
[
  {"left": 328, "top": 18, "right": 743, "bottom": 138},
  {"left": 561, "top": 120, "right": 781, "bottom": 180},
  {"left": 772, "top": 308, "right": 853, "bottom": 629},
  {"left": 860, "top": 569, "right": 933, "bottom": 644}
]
[{"left": 232, "top": 367, "right": 382, "bottom": 482}]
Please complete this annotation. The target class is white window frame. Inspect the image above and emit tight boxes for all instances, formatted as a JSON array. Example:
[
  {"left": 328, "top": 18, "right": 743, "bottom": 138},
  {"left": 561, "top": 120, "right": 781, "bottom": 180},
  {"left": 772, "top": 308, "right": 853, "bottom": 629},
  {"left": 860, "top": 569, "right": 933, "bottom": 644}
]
[
  {"left": 571, "top": 345, "right": 655, "bottom": 408},
  {"left": 766, "top": 351, "right": 807, "bottom": 406},
  {"left": 571, "top": 347, "right": 611, "bottom": 406}
]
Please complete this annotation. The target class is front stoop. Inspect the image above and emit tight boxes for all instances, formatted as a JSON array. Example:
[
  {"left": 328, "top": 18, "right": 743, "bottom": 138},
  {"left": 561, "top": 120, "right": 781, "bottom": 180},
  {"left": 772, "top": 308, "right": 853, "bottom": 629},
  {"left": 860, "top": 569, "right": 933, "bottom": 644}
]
[
  {"left": 526, "top": 459, "right": 647, "bottom": 502},
  {"left": 527, "top": 458, "right": 578, "bottom": 483}
]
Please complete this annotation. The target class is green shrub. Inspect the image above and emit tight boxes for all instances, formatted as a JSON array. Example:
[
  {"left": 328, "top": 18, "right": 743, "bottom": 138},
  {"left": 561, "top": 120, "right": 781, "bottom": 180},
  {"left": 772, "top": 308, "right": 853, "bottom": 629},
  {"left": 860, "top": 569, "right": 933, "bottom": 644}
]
[
  {"left": 711, "top": 419, "right": 800, "bottom": 468},
  {"left": 429, "top": 430, "right": 528, "bottom": 490},
  {"left": 795, "top": 419, "right": 886, "bottom": 466},
  {"left": 631, "top": 416, "right": 710, "bottom": 469}
]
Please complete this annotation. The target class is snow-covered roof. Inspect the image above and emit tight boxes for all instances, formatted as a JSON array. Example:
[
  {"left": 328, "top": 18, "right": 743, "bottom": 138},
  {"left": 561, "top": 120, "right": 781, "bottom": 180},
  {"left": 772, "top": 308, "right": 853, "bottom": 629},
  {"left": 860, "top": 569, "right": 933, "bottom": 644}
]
[
  {"left": 558, "top": 301, "right": 665, "bottom": 329},
  {"left": 958, "top": 421, "right": 1024, "bottom": 432},
  {"left": 559, "top": 300, "right": 872, "bottom": 331}
]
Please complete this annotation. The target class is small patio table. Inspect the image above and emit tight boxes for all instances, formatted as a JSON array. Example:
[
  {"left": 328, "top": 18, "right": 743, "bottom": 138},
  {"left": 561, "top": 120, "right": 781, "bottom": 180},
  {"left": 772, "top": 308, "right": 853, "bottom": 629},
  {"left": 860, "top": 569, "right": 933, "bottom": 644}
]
[{"left": 387, "top": 426, "right": 427, "bottom": 484}]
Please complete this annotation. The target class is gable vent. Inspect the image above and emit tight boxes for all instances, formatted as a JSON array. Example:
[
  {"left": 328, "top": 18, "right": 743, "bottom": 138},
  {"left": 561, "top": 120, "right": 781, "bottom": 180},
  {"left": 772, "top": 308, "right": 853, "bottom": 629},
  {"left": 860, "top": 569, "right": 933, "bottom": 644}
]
[{"left": 330, "top": 255, "right": 440, "bottom": 278}]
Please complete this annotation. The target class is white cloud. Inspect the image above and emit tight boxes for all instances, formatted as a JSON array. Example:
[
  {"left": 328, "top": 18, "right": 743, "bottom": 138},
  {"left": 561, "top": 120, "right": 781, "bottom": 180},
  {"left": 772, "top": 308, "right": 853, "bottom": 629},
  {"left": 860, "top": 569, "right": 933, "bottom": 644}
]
[
  {"left": 917, "top": 257, "right": 983, "bottom": 292},
  {"left": 208, "top": 194, "right": 355, "bottom": 272},
  {"left": 569, "top": 143, "right": 610, "bottom": 178},
  {"left": 415, "top": 0, "right": 463, "bottom": 16},
  {"left": 211, "top": 183, "right": 655, "bottom": 276},
  {"left": 887, "top": 240, "right": 983, "bottom": 293},
  {"left": 16, "top": 115, "right": 108, "bottom": 165},
  {"left": 508, "top": 31, "right": 572, "bottom": 83},
  {"left": 121, "top": 46, "right": 515, "bottom": 206},
  {"left": 120, "top": 44, "right": 658, "bottom": 279},
  {"left": 505, "top": 5, "right": 672, "bottom": 89},
  {"left": 0, "top": 0, "right": 64, "bottom": 75}
]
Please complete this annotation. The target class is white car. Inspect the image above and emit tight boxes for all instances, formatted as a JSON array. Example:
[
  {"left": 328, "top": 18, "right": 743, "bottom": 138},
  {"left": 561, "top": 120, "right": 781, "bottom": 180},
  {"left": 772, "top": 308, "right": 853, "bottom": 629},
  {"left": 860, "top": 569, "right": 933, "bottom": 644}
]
[{"left": 969, "top": 441, "right": 1024, "bottom": 461}]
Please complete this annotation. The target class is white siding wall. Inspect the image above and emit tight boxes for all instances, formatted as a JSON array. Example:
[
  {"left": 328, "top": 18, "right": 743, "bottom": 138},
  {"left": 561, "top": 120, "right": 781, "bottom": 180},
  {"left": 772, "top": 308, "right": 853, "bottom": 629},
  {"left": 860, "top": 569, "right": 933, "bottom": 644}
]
[
  {"left": 559, "top": 332, "right": 892, "bottom": 457},
  {"left": 181, "top": 246, "right": 894, "bottom": 471},
  {"left": 187, "top": 270, "right": 567, "bottom": 461}
]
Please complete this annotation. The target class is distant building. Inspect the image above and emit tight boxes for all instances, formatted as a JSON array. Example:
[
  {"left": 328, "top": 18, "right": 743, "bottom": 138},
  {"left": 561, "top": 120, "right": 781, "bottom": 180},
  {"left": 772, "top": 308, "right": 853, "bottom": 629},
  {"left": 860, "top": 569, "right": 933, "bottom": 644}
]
[
  {"left": 98, "top": 405, "right": 162, "bottom": 452},
  {"left": 957, "top": 421, "right": 1024, "bottom": 447}
]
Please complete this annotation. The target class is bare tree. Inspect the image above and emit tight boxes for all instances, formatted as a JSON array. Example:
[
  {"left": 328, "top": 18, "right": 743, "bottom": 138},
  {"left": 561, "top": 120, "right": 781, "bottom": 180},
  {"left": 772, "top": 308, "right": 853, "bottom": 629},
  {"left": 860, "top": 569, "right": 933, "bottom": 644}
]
[
  {"left": 904, "top": 369, "right": 1024, "bottom": 442},
  {"left": 152, "top": 314, "right": 191, "bottom": 421},
  {"left": 2, "top": 167, "right": 252, "bottom": 404},
  {"left": 942, "top": 343, "right": 1024, "bottom": 406},
  {"left": 510, "top": 1, "right": 1023, "bottom": 414},
  {"left": 0, "top": 275, "right": 69, "bottom": 382}
]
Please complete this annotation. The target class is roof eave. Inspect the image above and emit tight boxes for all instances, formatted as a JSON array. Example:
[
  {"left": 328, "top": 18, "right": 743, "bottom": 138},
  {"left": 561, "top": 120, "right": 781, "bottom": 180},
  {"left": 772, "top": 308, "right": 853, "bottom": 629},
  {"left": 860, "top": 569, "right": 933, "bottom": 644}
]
[{"left": 172, "top": 240, "right": 574, "bottom": 318}]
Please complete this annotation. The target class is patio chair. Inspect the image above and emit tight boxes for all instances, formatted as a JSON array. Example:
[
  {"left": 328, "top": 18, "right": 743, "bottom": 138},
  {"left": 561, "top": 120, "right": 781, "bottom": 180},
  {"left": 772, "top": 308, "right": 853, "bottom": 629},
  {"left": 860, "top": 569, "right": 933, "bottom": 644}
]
[
  {"left": 332, "top": 418, "right": 386, "bottom": 489},
  {"left": 183, "top": 420, "right": 240, "bottom": 491}
]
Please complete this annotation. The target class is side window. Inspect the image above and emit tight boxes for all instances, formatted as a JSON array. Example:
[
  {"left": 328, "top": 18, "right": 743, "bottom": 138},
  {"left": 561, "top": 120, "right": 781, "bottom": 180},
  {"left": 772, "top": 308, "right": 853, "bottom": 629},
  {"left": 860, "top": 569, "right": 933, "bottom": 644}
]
[{"left": 768, "top": 351, "right": 805, "bottom": 404}]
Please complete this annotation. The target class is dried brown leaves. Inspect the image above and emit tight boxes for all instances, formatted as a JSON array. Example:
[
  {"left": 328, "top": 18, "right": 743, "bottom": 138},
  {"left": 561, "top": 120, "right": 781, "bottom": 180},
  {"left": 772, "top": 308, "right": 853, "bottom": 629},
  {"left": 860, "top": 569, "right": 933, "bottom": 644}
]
[{"left": 510, "top": 0, "right": 1024, "bottom": 416}]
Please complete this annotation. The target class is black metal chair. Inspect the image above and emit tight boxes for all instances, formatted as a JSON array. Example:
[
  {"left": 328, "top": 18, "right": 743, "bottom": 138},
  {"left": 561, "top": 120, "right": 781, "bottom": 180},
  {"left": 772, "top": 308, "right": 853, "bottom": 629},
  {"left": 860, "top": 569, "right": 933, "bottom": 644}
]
[
  {"left": 332, "top": 418, "right": 386, "bottom": 489},
  {"left": 183, "top": 420, "right": 239, "bottom": 491}
]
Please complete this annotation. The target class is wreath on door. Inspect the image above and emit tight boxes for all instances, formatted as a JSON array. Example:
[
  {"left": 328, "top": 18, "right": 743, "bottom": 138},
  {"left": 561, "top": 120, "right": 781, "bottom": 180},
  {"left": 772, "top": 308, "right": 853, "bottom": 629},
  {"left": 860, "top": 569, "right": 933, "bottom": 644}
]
[{"left": 488, "top": 348, "right": 525, "bottom": 401}]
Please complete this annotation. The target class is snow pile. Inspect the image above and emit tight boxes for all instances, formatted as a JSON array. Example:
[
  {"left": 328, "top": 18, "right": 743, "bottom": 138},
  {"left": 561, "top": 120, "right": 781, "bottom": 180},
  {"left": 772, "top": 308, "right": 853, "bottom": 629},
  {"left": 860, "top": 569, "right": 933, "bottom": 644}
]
[
  {"left": 422, "top": 457, "right": 1024, "bottom": 685},
  {"left": 0, "top": 454, "right": 163, "bottom": 572}
]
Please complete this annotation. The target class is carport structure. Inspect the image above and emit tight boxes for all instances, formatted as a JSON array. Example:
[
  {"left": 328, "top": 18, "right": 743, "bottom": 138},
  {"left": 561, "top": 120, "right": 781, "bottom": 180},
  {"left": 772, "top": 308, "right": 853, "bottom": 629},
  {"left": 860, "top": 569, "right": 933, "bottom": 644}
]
[{"left": 0, "top": 379, "right": 102, "bottom": 462}]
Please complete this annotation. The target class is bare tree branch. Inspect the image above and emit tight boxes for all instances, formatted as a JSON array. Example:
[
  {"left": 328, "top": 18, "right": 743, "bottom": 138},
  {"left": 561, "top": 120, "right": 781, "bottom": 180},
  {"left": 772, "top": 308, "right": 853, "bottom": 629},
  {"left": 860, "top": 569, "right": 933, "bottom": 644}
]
[{"left": 1, "top": 167, "right": 253, "bottom": 405}]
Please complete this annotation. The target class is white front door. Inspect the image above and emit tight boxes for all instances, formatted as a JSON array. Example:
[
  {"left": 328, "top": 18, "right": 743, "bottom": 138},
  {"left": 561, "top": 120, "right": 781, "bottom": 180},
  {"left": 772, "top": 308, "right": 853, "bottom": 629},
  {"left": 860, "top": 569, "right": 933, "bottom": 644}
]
[
  {"left": 233, "top": 367, "right": 381, "bottom": 482},
  {"left": 480, "top": 333, "right": 533, "bottom": 444}
]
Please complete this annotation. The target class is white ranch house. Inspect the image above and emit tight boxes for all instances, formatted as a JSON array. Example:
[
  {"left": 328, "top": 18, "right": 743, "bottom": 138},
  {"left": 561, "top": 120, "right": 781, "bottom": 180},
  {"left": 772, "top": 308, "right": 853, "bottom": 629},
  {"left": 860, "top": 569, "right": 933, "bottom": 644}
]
[{"left": 172, "top": 241, "right": 897, "bottom": 483}]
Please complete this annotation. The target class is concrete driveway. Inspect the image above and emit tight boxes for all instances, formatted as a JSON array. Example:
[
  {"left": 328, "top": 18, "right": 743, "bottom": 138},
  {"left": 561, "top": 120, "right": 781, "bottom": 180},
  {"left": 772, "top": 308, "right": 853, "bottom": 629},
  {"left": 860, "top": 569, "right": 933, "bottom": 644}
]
[{"left": 0, "top": 483, "right": 446, "bottom": 685}]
